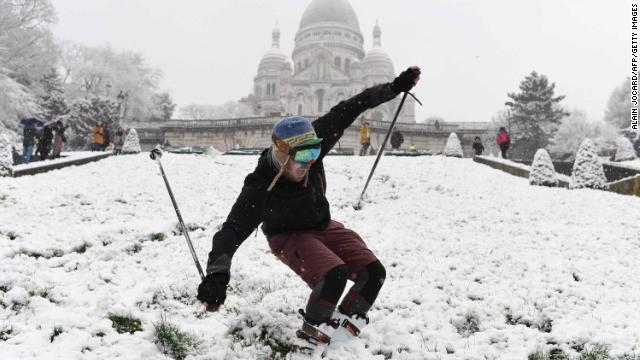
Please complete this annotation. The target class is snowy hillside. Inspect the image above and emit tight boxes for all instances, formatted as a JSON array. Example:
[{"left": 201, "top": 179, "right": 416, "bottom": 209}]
[{"left": 1, "top": 154, "right": 639, "bottom": 359}]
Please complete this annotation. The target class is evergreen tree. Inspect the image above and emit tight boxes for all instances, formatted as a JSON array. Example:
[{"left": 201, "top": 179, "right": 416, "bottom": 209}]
[
  {"left": 122, "top": 128, "right": 141, "bottom": 154},
  {"left": 614, "top": 137, "right": 637, "bottom": 162},
  {"left": 444, "top": 132, "right": 463, "bottom": 157},
  {"left": 529, "top": 149, "right": 558, "bottom": 186},
  {"left": 505, "top": 71, "right": 569, "bottom": 160},
  {"left": 66, "top": 97, "right": 120, "bottom": 149},
  {"left": 38, "top": 68, "right": 69, "bottom": 120},
  {"left": 570, "top": 139, "right": 607, "bottom": 190},
  {"left": 604, "top": 78, "right": 631, "bottom": 129}
]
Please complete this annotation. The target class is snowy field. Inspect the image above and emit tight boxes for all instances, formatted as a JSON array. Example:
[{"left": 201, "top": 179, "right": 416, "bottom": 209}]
[{"left": 1, "top": 153, "right": 640, "bottom": 359}]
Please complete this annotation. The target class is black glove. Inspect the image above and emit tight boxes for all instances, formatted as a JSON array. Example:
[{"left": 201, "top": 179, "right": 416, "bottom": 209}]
[
  {"left": 197, "top": 273, "right": 229, "bottom": 311},
  {"left": 391, "top": 67, "right": 421, "bottom": 93}
]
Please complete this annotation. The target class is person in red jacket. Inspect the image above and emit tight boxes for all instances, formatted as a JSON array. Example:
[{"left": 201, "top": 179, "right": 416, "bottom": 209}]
[
  {"left": 496, "top": 127, "right": 511, "bottom": 159},
  {"left": 197, "top": 67, "right": 421, "bottom": 348}
]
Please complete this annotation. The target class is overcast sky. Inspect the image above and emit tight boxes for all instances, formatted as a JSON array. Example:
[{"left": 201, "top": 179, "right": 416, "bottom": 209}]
[{"left": 49, "top": 0, "right": 628, "bottom": 123}]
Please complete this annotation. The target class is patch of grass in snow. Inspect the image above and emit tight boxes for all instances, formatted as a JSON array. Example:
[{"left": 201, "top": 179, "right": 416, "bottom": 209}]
[
  {"left": 0, "top": 284, "right": 10, "bottom": 293},
  {"left": 578, "top": 344, "right": 611, "bottom": 360},
  {"left": 0, "top": 326, "right": 13, "bottom": 341},
  {"left": 154, "top": 316, "right": 199, "bottom": 360},
  {"left": 230, "top": 324, "right": 292, "bottom": 360},
  {"left": 5, "top": 231, "right": 18, "bottom": 240},
  {"left": 50, "top": 325, "right": 63, "bottom": 342},
  {"left": 28, "top": 287, "right": 57, "bottom": 303},
  {"left": 107, "top": 314, "right": 143, "bottom": 334},
  {"left": 73, "top": 243, "right": 90, "bottom": 254},
  {"left": 126, "top": 243, "right": 143, "bottom": 254},
  {"left": 17, "top": 248, "right": 65, "bottom": 259},
  {"left": 529, "top": 343, "right": 639, "bottom": 360},
  {"left": 172, "top": 222, "right": 205, "bottom": 236},
  {"left": 149, "top": 232, "right": 166, "bottom": 242},
  {"left": 452, "top": 311, "right": 480, "bottom": 337},
  {"left": 505, "top": 308, "right": 553, "bottom": 333}
]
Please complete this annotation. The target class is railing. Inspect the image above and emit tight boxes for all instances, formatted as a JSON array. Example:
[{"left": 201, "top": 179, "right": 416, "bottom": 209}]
[{"left": 128, "top": 116, "right": 490, "bottom": 134}]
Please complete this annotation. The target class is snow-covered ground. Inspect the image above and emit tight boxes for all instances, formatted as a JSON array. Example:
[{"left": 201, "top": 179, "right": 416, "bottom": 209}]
[{"left": 1, "top": 154, "right": 639, "bottom": 359}]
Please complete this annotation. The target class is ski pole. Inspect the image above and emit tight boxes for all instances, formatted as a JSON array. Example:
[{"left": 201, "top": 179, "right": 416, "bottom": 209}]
[
  {"left": 150, "top": 147, "right": 206, "bottom": 280},
  {"left": 353, "top": 91, "right": 422, "bottom": 210}
]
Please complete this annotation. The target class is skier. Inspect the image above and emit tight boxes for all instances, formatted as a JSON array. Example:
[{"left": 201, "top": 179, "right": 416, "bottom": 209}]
[
  {"left": 197, "top": 66, "right": 421, "bottom": 347},
  {"left": 496, "top": 127, "right": 511, "bottom": 159}
]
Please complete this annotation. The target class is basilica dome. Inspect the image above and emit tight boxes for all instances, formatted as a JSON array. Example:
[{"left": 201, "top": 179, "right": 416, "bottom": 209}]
[
  {"left": 299, "top": 0, "right": 360, "bottom": 31},
  {"left": 362, "top": 21, "right": 394, "bottom": 76}
]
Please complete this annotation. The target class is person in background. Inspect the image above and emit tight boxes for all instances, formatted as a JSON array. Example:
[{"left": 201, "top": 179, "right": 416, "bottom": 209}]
[
  {"left": 390, "top": 129, "right": 404, "bottom": 150},
  {"left": 39, "top": 123, "right": 54, "bottom": 161},
  {"left": 496, "top": 127, "right": 511, "bottom": 159},
  {"left": 472, "top": 136, "right": 484, "bottom": 156},
  {"left": 359, "top": 121, "right": 371, "bottom": 156},
  {"left": 21, "top": 120, "right": 37, "bottom": 164},
  {"left": 92, "top": 122, "right": 105, "bottom": 151},
  {"left": 51, "top": 118, "right": 67, "bottom": 159},
  {"left": 103, "top": 124, "right": 111, "bottom": 151},
  {"left": 113, "top": 127, "right": 125, "bottom": 155}
]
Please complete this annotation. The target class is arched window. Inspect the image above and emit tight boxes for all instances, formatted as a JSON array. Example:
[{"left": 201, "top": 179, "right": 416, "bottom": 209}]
[
  {"left": 272, "top": 83, "right": 277, "bottom": 96},
  {"left": 316, "top": 89, "right": 325, "bottom": 113},
  {"left": 298, "top": 104, "right": 303, "bottom": 115},
  {"left": 334, "top": 57, "right": 341, "bottom": 68},
  {"left": 344, "top": 58, "right": 351, "bottom": 73},
  {"left": 304, "top": 59, "right": 309, "bottom": 68}
]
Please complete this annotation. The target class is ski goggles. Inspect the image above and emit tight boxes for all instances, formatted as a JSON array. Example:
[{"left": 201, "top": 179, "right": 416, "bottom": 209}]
[{"left": 290, "top": 144, "right": 321, "bottom": 164}]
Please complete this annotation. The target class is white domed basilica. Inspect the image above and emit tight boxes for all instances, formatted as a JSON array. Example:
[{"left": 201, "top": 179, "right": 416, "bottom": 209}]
[{"left": 248, "top": 0, "right": 416, "bottom": 124}]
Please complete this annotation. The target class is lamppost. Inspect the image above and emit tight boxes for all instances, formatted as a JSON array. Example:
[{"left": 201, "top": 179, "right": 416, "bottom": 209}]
[{"left": 115, "top": 90, "right": 129, "bottom": 128}]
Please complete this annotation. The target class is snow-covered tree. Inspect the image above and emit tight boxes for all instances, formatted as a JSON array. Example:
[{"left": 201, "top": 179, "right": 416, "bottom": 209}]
[
  {"left": 38, "top": 68, "right": 69, "bottom": 120},
  {"left": 150, "top": 92, "right": 176, "bottom": 121},
  {"left": 604, "top": 78, "right": 631, "bottom": 129},
  {"left": 0, "top": 134, "right": 13, "bottom": 177},
  {"left": 60, "top": 42, "right": 162, "bottom": 122},
  {"left": 122, "top": 129, "right": 141, "bottom": 154},
  {"left": 570, "top": 139, "right": 608, "bottom": 190},
  {"left": 0, "top": 0, "right": 58, "bottom": 88},
  {"left": 66, "top": 97, "right": 120, "bottom": 149},
  {"left": 614, "top": 136, "right": 637, "bottom": 162},
  {"left": 506, "top": 71, "right": 569, "bottom": 159},
  {"left": 548, "top": 110, "right": 594, "bottom": 161},
  {"left": 444, "top": 133, "right": 463, "bottom": 157},
  {"left": 529, "top": 149, "right": 558, "bottom": 186},
  {"left": 0, "top": 65, "right": 41, "bottom": 140}
]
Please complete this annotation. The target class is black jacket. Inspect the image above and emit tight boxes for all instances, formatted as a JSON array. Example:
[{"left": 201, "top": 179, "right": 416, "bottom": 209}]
[
  {"left": 206, "top": 82, "right": 400, "bottom": 275},
  {"left": 472, "top": 141, "right": 484, "bottom": 155}
]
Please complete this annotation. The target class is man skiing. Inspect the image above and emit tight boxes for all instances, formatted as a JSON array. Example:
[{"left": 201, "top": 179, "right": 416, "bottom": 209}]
[{"left": 197, "top": 66, "right": 421, "bottom": 347}]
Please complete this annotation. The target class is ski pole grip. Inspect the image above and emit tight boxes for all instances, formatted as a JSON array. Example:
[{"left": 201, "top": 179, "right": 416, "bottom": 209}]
[{"left": 150, "top": 148, "right": 163, "bottom": 160}]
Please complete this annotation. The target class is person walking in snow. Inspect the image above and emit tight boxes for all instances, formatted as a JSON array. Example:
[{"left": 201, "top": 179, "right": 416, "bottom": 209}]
[
  {"left": 496, "top": 127, "right": 511, "bottom": 159},
  {"left": 472, "top": 136, "right": 484, "bottom": 156},
  {"left": 197, "top": 67, "right": 421, "bottom": 347},
  {"left": 51, "top": 119, "right": 67, "bottom": 159},
  {"left": 359, "top": 121, "right": 371, "bottom": 156},
  {"left": 21, "top": 120, "right": 38, "bottom": 164},
  {"left": 113, "top": 127, "right": 125, "bottom": 155}
]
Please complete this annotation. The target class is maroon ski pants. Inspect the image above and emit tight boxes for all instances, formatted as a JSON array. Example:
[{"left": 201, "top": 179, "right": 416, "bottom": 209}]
[{"left": 267, "top": 220, "right": 378, "bottom": 288}]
